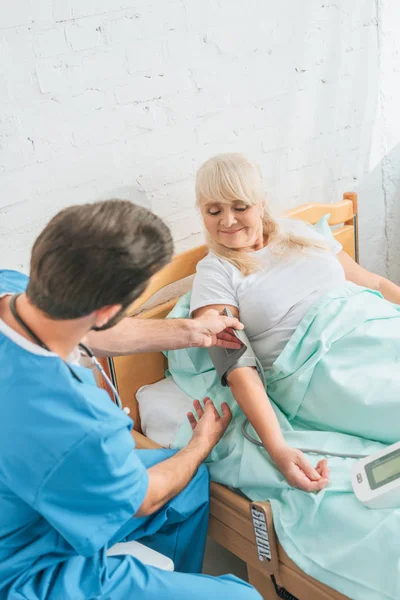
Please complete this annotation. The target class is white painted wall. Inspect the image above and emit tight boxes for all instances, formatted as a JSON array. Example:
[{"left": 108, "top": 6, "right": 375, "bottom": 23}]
[
  {"left": 1, "top": 0, "right": 399, "bottom": 278},
  {"left": 375, "top": 1, "right": 400, "bottom": 281}
]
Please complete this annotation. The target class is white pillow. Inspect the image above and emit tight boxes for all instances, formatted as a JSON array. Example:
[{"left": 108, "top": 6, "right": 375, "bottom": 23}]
[{"left": 136, "top": 377, "right": 193, "bottom": 447}]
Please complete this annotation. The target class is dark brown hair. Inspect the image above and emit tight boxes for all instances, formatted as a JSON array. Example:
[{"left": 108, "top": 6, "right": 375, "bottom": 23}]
[{"left": 26, "top": 199, "right": 173, "bottom": 319}]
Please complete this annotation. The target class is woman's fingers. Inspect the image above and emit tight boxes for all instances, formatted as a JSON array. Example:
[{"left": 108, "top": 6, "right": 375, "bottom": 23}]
[
  {"left": 316, "top": 458, "right": 330, "bottom": 480},
  {"left": 288, "top": 467, "right": 329, "bottom": 492},
  {"left": 285, "top": 453, "right": 330, "bottom": 492},
  {"left": 296, "top": 452, "right": 321, "bottom": 481},
  {"left": 306, "top": 477, "right": 329, "bottom": 492}
]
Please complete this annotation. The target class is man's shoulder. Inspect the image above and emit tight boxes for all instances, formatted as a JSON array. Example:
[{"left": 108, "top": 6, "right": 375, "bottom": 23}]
[{"left": 0, "top": 270, "right": 29, "bottom": 296}]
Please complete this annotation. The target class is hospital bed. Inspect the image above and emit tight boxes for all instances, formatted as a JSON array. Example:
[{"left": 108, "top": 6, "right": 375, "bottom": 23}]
[{"left": 98, "top": 193, "right": 358, "bottom": 600}]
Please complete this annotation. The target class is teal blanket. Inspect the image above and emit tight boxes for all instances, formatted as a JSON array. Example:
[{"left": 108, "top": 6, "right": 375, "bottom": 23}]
[{"left": 166, "top": 283, "right": 400, "bottom": 600}]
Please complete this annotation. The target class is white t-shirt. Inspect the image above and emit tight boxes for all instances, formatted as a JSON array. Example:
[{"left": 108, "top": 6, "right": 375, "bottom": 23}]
[{"left": 190, "top": 218, "right": 345, "bottom": 370}]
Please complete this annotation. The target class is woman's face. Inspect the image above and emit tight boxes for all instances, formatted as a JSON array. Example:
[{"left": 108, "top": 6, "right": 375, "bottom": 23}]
[{"left": 201, "top": 200, "right": 265, "bottom": 250}]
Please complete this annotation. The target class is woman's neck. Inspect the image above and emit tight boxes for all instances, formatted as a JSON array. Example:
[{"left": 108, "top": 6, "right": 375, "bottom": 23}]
[{"left": 238, "top": 233, "right": 268, "bottom": 253}]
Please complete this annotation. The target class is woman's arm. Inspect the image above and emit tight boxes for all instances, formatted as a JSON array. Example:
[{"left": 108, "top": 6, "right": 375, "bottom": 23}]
[
  {"left": 227, "top": 368, "right": 328, "bottom": 491},
  {"left": 193, "top": 306, "right": 329, "bottom": 492},
  {"left": 338, "top": 251, "right": 400, "bottom": 304}
]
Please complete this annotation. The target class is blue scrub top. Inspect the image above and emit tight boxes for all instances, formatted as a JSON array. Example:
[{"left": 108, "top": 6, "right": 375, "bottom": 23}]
[{"left": 0, "top": 271, "right": 149, "bottom": 598}]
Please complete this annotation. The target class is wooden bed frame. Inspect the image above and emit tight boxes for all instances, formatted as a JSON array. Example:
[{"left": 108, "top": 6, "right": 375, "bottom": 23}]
[{"left": 100, "top": 192, "right": 358, "bottom": 600}]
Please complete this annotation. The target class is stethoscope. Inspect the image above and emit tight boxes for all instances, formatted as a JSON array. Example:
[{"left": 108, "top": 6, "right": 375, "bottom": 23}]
[{"left": 9, "top": 294, "right": 129, "bottom": 414}]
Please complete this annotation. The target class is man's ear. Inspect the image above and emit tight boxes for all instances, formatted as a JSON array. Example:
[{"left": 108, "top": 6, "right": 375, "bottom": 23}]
[{"left": 93, "top": 304, "right": 122, "bottom": 329}]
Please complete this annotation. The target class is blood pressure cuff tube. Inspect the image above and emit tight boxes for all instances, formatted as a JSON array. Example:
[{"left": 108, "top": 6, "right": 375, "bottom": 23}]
[{"left": 207, "top": 308, "right": 266, "bottom": 388}]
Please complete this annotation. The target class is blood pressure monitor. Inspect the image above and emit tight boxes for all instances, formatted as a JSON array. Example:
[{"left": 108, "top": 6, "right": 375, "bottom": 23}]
[{"left": 352, "top": 441, "right": 400, "bottom": 509}]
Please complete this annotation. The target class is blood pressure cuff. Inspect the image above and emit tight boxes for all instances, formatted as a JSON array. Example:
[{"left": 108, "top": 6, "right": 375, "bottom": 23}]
[{"left": 208, "top": 308, "right": 266, "bottom": 388}]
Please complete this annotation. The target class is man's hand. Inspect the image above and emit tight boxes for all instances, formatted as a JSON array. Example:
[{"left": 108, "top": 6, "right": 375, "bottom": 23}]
[
  {"left": 187, "top": 397, "right": 232, "bottom": 453},
  {"left": 271, "top": 445, "right": 329, "bottom": 492},
  {"left": 137, "top": 398, "right": 231, "bottom": 517},
  {"left": 190, "top": 309, "right": 244, "bottom": 349}
]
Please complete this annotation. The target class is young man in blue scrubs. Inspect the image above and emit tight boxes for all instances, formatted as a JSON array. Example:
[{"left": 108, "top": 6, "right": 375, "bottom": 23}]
[{"left": 0, "top": 200, "right": 261, "bottom": 600}]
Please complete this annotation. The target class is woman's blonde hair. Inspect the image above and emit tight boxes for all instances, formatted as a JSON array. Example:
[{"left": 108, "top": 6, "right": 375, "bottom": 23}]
[{"left": 195, "top": 153, "right": 328, "bottom": 275}]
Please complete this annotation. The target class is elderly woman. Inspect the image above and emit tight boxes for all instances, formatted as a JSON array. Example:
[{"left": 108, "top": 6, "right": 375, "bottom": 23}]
[{"left": 190, "top": 153, "right": 400, "bottom": 493}]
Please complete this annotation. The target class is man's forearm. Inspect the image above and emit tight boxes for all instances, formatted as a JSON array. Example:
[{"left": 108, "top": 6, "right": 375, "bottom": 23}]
[
  {"left": 85, "top": 317, "right": 192, "bottom": 356},
  {"left": 136, "top": 441, "right": 209, "bottom": 516}
]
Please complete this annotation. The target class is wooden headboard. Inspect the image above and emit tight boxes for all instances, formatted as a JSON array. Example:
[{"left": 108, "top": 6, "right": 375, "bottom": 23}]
[{"left": 103, "top": 192, "right": 358, "bottom": 433}]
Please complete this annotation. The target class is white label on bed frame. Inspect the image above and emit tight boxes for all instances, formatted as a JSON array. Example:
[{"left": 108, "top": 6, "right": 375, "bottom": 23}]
[{"left": 251, "top": 506, "right": 271, "bottom": 561}]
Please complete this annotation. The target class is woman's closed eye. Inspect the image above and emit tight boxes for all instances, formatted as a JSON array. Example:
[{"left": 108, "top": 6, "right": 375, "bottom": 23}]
[{"left": 207, "top": 206, "right": 248, "bottom": 216}]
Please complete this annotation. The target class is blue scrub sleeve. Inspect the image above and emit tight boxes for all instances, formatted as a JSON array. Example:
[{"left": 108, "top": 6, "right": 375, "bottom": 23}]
[
  {"left": 35, "top": 422, "right": 149, "bottom": 557},
  {"left": 0, "top": 270, "right": 29, "bottom": 295}
]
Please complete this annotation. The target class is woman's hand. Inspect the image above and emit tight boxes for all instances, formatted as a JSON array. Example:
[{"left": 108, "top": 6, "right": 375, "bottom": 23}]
[{"left": 271, "top": 445, "right": 329, "bottom": 492}]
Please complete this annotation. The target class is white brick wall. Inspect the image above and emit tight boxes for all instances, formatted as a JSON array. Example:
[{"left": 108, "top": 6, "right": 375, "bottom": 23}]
[{"left": 0, "top": 0, "right": 399, "bottom": 277}]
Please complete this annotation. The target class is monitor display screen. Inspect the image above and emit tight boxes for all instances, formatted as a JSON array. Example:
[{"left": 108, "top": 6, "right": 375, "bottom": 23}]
[{"left": 370, "top": 455, "right": 400, "bottom": 487}]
